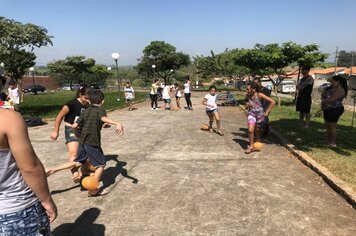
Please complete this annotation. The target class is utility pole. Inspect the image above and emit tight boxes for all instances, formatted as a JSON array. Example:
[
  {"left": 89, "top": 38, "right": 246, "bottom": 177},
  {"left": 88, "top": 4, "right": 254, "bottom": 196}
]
[{"left": 334, "top": 46, "right": 338, "bottom": 75}]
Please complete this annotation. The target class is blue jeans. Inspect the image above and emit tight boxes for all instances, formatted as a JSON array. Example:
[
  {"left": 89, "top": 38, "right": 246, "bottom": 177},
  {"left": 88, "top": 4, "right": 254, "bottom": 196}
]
[{"left": 0, "top": 201, "right": 50, "bottom": 236}]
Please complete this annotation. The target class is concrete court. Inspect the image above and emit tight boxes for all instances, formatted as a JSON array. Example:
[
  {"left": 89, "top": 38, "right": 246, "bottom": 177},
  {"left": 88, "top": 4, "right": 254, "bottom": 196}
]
[{"left": 28, "top": 92, "right": 356, "bottom": 236}]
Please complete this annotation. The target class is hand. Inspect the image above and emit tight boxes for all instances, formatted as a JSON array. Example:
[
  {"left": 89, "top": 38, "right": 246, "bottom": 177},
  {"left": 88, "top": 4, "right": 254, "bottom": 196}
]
[
  {"left": 115, "top": 123, "right": 124, "bottom": 136},
  {"left": 263, "top": 111, "right": 269, "bottom": 117},
  {"left": 41, "top": 198, "right": 57, "bottom": 223},
  {"left": 50, "top": 132, "right": 58, "bottom": 140}
]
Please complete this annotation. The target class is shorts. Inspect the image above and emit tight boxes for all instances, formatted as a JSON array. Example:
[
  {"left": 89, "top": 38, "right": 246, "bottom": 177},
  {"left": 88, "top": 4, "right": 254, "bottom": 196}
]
[
  {"left": 175, "top": 96, "right": 181, "bottom": 99},
  {"left": 323, "top": 106, "right": 344, "bottom": 123},
  {"left": 65, "top": 125, "right": 79, "bottom": 144},
  {"left": 247, "top": 113, "right": 265, "bottom": 125},
  {"left": 75, "top": 144, "right": 105, "bottom": 168},
  {"left": 125, "top": 98, "right": 133, "bottom": 103},
  {"left": 0, "top": 201, "right": 50, "bottom": 236},
  {"left": 296, "top": 96, "right": 311, "bottom": 113},
  {"left": 206, "top": 108, "right": 218, "bottom": 114},
  {"left": 163, "top": 99, "right": 171, "bottom": 104}
]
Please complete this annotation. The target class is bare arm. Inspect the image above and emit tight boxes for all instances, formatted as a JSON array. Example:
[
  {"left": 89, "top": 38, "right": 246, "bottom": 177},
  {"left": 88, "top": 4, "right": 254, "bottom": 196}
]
[
  {"left": 6, "top": 111, "right": 57, "bottom": 222},
  {"left": 258, "top": 93, "right": 276, "bottom": 116},
  {"left": 101, "top": 116, "right": 124, "bottom": 136},
  {"left": 50, "top": 105, "right": 69, "bottom": 140},
  {"left": 323, "top": 87, "right": 345, "bottom": 104},
  {"left": 202, "top": 98, "right": 208, "bottom": 106}
]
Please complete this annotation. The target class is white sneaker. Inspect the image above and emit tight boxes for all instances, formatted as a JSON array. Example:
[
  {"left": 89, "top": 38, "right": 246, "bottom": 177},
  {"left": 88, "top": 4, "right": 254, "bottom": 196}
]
[
  {"left": 151, "top": 108, "right": 154, "bottom": 110},
  {"left": 155, "top": 108, "right": 159, "bottom": 110}
]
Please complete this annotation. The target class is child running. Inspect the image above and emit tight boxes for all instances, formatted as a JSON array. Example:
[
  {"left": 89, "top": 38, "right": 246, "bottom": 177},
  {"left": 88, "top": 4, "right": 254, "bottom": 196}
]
[
  {"left": 46, "top": 89, "right": 124, "bottom": 197},
  {"left": 124, "top": 82, "right": 135, "bottom": 111},
  {"left": 50, "top": 86, "right": 90, "bottom": 183},
  {"left": 202, "top": 85, "right": 223, "bottom": 136},
  {"left": 245, "top": 82, "right": 275, "bottom": 154},
  {"left": 174, "top": 83, "right": 182, "bottom": 109}
]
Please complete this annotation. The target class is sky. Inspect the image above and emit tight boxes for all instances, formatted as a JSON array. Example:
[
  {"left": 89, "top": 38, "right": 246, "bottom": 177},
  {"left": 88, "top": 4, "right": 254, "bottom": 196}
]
[{"left": 1, "top": 0, "right": 356, "bottom": 66}]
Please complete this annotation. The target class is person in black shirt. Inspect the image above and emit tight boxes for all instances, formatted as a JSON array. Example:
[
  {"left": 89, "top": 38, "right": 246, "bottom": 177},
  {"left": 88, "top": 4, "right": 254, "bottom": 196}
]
[
  {"left": 50, "top": 86, "right": 90, "bottom": 183},
  {"left": 296, "top": 67, "right": 314, "bottom": 128}
]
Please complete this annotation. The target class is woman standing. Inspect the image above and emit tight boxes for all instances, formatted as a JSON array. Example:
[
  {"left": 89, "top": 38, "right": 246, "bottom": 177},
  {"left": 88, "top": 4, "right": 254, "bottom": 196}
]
[
  {"left": 321, "top": 75, "right": 348, "bottom": 147},
  {"left": 50, "top": 86, "right": 90, "bottom": 182},
  {"left": 150, "top": 79, "right": 160, "bottom": 110},
  {"left": 202, "top": 85, "right": 223, "bottom": 135},
  {"left": 184, "top": 78, "right": 193, "bottom": 110}
]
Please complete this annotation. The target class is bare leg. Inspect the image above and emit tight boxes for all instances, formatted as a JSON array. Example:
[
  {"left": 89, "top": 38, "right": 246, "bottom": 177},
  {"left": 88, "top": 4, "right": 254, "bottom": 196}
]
[
  {"left": 67, "top": 141, "right": 80, "bottom": 182},
  {"left": 213, "top": 112, "right": 223, "bottom": 135},
  {"left": 248, "top": 124, "right": 255, "bottom": 147},
  {"left": 46, "top": 161, "right": 81, "bottom": 177},
  {"left": 326, "top": 121, "right": 337, "bottom": 146},
  {"left": 299, "top": 113, "right": 306, "bottom": 127},
  {"left": 88, "top": 166, "right": 105, "bottom": 196},
  {"left": 207, "top": 112, "right": 214, "bottom": 131},
  {"left": 305, "top": 113, "right": 311, "bottom": 128}
]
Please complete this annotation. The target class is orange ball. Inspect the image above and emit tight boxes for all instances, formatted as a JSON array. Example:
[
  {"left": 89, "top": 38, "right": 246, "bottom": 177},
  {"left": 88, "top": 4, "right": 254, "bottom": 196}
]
[
  {"left": 200, "top": 124, "right": 209, "bottom": 130},
  {"left": 253, "top": 142, "right": 264, "bottom": 150},
  {"left": 81, "top": 176, "right": 99, "bottom": 190}
]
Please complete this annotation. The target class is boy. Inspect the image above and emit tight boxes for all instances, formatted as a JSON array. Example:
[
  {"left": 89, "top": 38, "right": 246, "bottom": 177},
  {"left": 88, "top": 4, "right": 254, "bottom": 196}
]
[
  {"left": 7, "top": 80, "right": 22, "bottom": 111},
  {"left": 162, "top": 84, "right": 173, "bottom": 110},
  {"left": 124, "top": 82, "right": 135, "bottom": 111},
  {"left": 46, "top": 89, "right": 124, "bottom": 196}
]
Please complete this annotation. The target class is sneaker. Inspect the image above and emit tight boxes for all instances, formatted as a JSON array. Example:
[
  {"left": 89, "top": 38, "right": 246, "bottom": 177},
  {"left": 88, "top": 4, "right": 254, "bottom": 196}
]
[
  {"left": 151, "top": 108, "right": 154, "bottom": 110},
  {"left": 155, "top": 108, "right": 159, "bottom": 110}
]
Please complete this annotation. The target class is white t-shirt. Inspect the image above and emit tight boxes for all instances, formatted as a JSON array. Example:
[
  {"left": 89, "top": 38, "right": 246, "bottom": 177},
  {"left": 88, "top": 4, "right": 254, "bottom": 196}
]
[
  {"left": 8, "top": 88, "right": 20, "bottom": 104},
  {"left": 184, "top": 82, "right": 191, "bottom": 94},
  {"left": 162, "top": 86, "right": 171, "bottom": 99},
  {"left": 204, "top": 93, "right": 217, "bottom": 110},
  {"left": 124, "top": 86, "right": 135, "bottom": 99},
  {"left": 175, "top": 88, "right": 181, "bottom": 98}
]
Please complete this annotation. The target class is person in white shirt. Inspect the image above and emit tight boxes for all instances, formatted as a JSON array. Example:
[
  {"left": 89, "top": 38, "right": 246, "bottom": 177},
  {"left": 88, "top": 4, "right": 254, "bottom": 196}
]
[
  {"left": 184, "top": 78, "right": 193, "bottom": 110},
  {"left": 202, "top": 85, "right": 223, "bottom": 136},
  {"left": 162, "top": 84, "right": 173, "bottom": 111},
  {"left": 174, "top": 83, "right": 181, "bottom": 108},
  {"left": 124, "top": 82, "right": 135, "bottom": 111},
  {"left": 7, "top": 80, "right": 21, "bottom": 111}
]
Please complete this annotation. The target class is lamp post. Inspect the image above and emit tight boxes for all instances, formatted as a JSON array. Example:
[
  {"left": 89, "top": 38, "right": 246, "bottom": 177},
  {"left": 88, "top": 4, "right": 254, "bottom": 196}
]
[
  {"left": 152, "top": 64, "right": 156, "bottom": 80},
  {"left": 29, "top": 67, "right": 37, "bottom": 95},
  {"left": 111, "top": 52, "right": 120, "bottom": 91}
]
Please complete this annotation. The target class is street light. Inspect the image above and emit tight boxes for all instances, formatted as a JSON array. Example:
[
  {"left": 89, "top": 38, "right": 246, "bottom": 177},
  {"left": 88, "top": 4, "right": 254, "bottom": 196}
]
[
  {"left": 152, "top": 64, "right": 156, "bottom": 80},
  {"left": 111, "top": 52, "right": 120, "bottom": 91},
  {"left": 29, "top": 67, "right": 37, "bottom": 95}
]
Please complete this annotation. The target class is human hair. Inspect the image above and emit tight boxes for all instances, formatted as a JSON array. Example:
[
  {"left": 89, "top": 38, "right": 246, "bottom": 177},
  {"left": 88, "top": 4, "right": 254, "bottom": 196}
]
[
  {"left": 248, "top": 81, "right": 260, "bottom": 92},
  {"left": 154, "top": 78, "right": 159, "bottom": 83},
  {"left": 253, "top": 77, "right": 261, "bottom": 84},
  {"left": 88, "top": 89, "right": 105, "bottom": 104},
  {"left": 8, "top": 80, "right": 16, "bottom": 86},
  {"left": 174, "top": 83, "right": 178, "bottom": 87},
  {"left": 208, "top": 85, "right": 217, "bottom": 91},
  {"left": 332, "top": 75, "right": 348, "bottom": 97},
  {"left": 126, "top": 82, "right": 130, "bottom": 86},
  {"left": 76, "top": 85, "right": 90, "bottom": 98}
]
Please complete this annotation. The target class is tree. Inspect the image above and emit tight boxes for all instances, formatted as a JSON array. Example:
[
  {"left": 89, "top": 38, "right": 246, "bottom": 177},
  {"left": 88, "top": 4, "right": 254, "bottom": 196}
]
[
  {"left": 337, "top": 50, "right": 354, "bottom": 67},
  {"left": 47, "top": 56, "right": 96, "bottom": 88},
  {"left": 0, "top": 17, "right": 53, "bottom": 80},
  {"left": 135, "top": 41, "right": 190, "bottom": 85}
]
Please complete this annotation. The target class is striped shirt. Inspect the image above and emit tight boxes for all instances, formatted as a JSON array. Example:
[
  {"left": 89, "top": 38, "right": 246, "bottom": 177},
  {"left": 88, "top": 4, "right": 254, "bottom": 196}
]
[{"left": 124, "top": 86, "right": 135, "bottom": 99}]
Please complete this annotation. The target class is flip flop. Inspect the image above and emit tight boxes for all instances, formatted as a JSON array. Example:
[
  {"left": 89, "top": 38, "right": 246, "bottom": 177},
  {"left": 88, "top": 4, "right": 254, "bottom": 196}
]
[
  {"left": 245, "top": 145, "right": 260, "bottom": 154},
  {"left": 217, "top": 130, "right": 224, "bottom": 136},
  {"left": 88, "top": 188, "right": 108, "bottom": 197}
]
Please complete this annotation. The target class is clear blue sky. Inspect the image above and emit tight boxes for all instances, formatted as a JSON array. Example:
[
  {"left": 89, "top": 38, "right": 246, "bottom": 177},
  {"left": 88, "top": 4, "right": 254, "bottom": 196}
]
[{"left": 1, "top": 0, "right": 355, "bottom": 66}]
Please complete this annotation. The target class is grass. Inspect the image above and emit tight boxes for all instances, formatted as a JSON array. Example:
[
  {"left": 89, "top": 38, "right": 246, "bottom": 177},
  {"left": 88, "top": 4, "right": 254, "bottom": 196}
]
[
  {"left": 234, "top": 91, "right": 356, "bottom": 190},
  {"left": 20, "top": 90, "right": 147, "bottom": 119}
]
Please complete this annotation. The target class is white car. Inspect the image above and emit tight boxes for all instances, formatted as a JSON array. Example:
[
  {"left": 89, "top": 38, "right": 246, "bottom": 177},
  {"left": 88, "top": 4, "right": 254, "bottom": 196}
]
[
  {"left": 277, "top": 80, "right": 296, "bottom": 93},
  {"left": 59, "top": 84, "right": 81, "bottom": 91}
]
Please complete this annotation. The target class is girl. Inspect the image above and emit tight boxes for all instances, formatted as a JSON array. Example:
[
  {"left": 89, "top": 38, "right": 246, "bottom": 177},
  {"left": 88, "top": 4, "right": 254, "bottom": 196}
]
[
  {"left": 202, "top": 85, "right": 223, "bottom": 136},
  {"left": 184, "top": 78, "right": 193, "bottom": 110},
  {"left": 174, "top": 83, "right": 181, "bottom": 108},
  {"left": 321, "top": 75, "right": 348, "bottom": 147},
  {"left": 245, "top": 82, "right": 275, "bottom": 154},
  {"left": 150, "top": 79, "right": 160, "bottom": 110},
  {"left": 124, "top": 82, "right": 135, "bottom": 111},
  {"left": 50, "top": 86, "right": 90, "bottom": 182}
]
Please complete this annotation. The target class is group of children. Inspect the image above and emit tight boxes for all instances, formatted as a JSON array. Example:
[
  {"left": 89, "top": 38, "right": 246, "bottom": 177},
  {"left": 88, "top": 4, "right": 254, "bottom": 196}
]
[{"left": 0, "top": 80, "right": 21, "bottom": 111}]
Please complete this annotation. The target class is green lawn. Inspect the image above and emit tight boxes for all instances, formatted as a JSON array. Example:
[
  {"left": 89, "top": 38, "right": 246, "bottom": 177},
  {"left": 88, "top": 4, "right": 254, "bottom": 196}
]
[
  {"left": 20, "top": 90, "right": 147, "bottom": 119},
  {"left": 235, "top": 91, "right": 356, "bottom": 190}
]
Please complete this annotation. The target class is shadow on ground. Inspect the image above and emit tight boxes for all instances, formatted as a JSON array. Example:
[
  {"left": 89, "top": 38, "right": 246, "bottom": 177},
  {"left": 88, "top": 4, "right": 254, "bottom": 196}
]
[{"left": 52, "top": 208, "right": 105, "bottom": 236}]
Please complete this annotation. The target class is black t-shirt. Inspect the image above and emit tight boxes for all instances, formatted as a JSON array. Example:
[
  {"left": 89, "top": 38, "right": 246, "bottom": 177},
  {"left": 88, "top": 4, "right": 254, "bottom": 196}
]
[{"left": 64, "top": 98, "right": 86, "bottom": 124}]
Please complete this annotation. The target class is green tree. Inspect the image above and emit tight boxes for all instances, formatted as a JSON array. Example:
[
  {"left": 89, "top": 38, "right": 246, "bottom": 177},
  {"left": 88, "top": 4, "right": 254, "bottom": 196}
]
[
  {"left": 0, "top": 17, "right": 53, "bottom": 80},
  {"left": 135, "top": 41, "right": 190, "bottom": 85},
  {"left": 337, "top": 50, "right": 354, "bottom": 67},
  {"left": 47, "top": 56, "right": 95, "bottom": 88}
]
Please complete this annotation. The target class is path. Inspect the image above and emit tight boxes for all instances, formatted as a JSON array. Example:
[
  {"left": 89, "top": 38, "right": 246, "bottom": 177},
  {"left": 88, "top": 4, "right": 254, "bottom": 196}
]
[{"left": 29, "top": 92, "right": 356, "bottom": 235}]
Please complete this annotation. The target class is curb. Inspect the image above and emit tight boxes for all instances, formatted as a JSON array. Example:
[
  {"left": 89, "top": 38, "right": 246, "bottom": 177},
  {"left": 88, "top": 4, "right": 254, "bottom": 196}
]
[{"left": 270, "top": 127, "right": 356, "bottom": 209}]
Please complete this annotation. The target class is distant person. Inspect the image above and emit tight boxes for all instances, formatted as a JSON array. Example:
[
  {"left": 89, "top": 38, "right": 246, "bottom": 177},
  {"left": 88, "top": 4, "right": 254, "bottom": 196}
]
[
  {"left": 245, "top": 82, "right": 275, "bottom": 154},
  {"left": 7, "top": 80, "right": 21, "bottom": 111},
  {"left": 124, "top": 82, "right": 135, "bottom": 111},
  {"left": 253, "top": 77, "right": 272, "bottom": 136},
  {"left": 184, "top": 77, "right": 193, "bottom": 110},
  {"left": 150, "top": 79, "right": 160, "bottom": 110},
  {"left": 162, "top": 84, "right": 173, "bottom": 110},
  {"left": 46, "top": 89, "right": 124, "bottom": 197},
  {"left": 0, "top": 108, "right": 57, "bottom": 235},
  {"left": 321, "top": 75, "right": 348, "bottom": 147},
  {"left": 174, "top": 83, "right": 182, "bottom": 108},
  {"left": 202, "top": 85, "right": 223, "bottom": 136},
  {"left": 50, "top": 86, "right": 90, "bottom": 183},
  {"left": 296, "top": 66, "right": 314, "bottom": 128}
]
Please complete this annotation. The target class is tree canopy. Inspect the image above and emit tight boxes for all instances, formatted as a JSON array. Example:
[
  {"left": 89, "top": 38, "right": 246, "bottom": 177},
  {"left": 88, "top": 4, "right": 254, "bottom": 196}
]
[
  {"left": 47, "top": 56, "right": 110, "bottom": 88},
  {"left": 0, "top": 17, "right": 53, "bottom": 80},
  {"left": 135, "top": 41, "right": 191, "bottom": 85}
]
